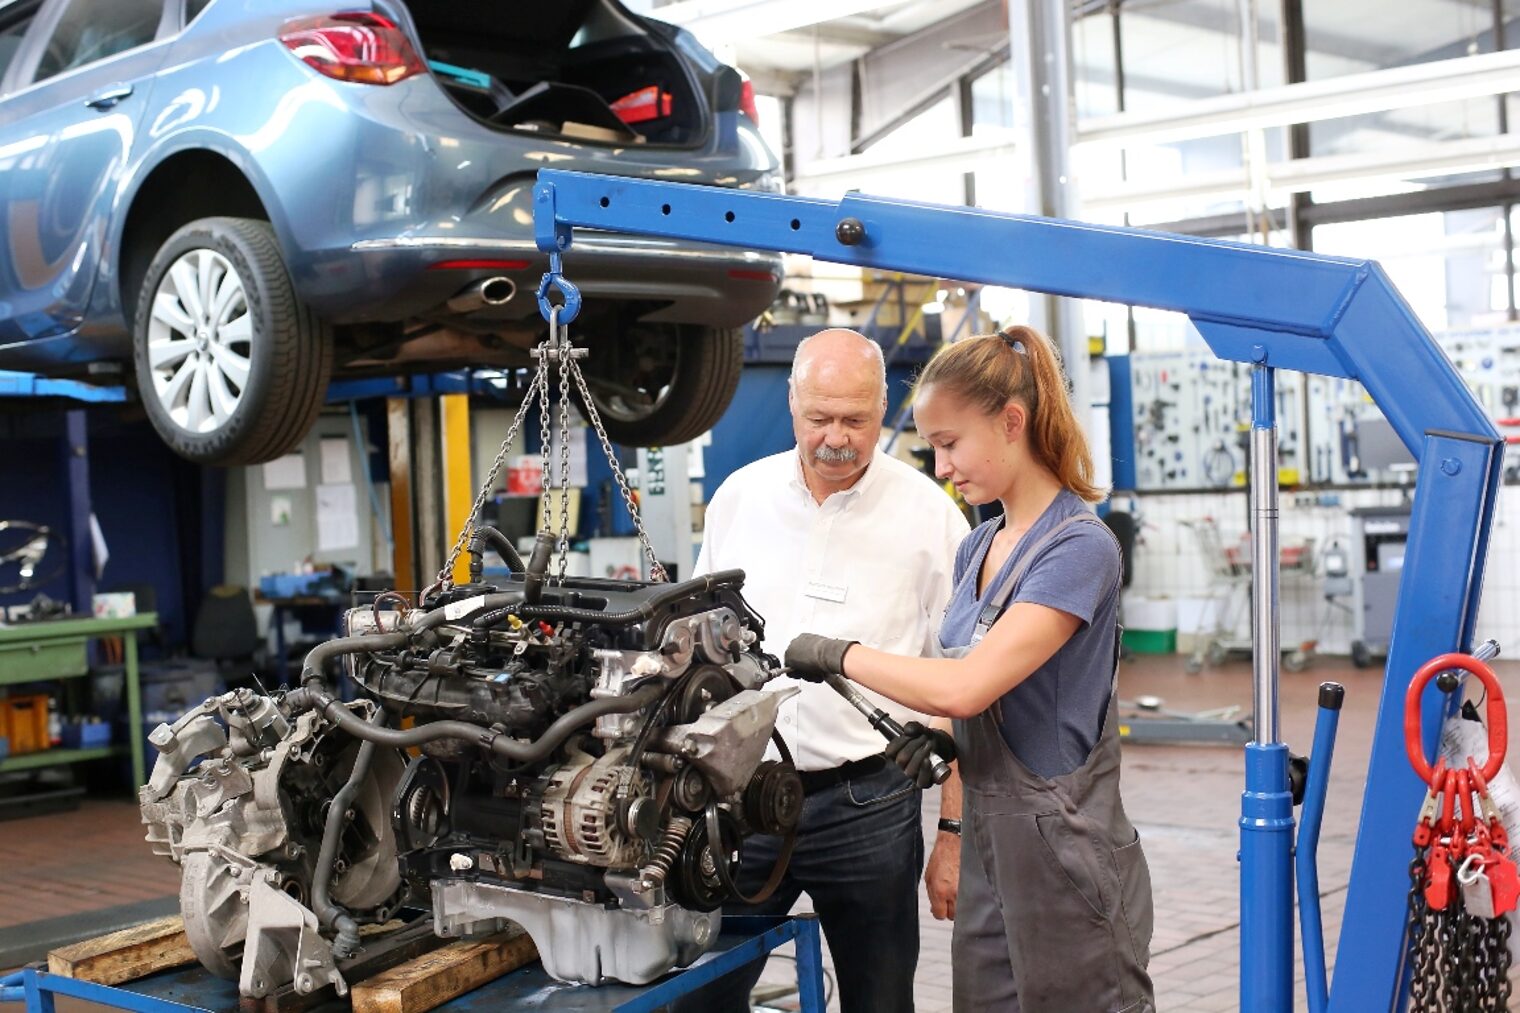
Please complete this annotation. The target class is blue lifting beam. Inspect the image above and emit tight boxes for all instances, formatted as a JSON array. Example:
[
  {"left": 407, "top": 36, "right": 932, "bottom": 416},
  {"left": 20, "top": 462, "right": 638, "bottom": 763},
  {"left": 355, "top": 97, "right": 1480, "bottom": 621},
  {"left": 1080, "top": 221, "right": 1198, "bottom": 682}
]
[{"left": 533, "top": 168, "right": 1502, "bottom": 1011}]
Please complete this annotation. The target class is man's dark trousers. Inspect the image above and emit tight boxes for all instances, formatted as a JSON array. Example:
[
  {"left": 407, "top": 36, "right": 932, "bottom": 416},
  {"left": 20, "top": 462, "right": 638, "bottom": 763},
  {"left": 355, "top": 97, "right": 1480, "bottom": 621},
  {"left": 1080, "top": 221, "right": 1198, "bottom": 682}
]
[{"left": 673, "top": 762, "right": 924, "bottom": 1012}]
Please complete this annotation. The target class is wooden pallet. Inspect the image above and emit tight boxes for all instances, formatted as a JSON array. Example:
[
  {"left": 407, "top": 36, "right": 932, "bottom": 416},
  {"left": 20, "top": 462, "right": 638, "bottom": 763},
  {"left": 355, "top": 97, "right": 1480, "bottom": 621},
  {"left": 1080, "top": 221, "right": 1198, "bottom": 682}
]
[{"left": 45, "top": 915, "right": 539, "bottom": 1013}]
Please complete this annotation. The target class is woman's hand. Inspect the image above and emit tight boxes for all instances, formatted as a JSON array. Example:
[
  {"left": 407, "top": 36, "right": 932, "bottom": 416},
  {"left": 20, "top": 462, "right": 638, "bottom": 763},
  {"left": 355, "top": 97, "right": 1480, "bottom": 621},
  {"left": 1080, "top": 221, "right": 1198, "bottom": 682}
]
[
  {"left": 784, "top": 634, "right": 857, "bottom": 681},
  {"left": 883, "top": 721, "right": 958, "bottom": 788}
]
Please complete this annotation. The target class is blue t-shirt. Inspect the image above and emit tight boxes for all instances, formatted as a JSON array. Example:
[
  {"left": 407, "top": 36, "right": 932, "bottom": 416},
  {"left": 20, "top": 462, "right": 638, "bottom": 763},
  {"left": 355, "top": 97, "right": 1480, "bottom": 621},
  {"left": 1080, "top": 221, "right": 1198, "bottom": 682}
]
[{"left": 939, "top": 489, "right": 1122, "bottom": 779}]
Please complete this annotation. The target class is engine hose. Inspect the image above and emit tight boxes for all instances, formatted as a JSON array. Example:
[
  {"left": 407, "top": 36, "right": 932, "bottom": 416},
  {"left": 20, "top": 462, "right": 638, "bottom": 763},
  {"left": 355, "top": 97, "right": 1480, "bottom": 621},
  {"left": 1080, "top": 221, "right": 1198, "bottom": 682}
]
[
  {"left": 300, "top": 631, "right": 410, "bottom": 685},
  {"left": 467, "top": 525, "right": 524, "bottom": 582},
  {"left": 286, "top": 680, "right": 662, "bottom": 764},
  {"left": 468, "top": 568, "right": 748, "bottom": 633},
  {"left": 511, "top": 570, "right": 748, "bottom": 628},
  {"left": 409, "top": 593, "right": 523, "bottom": 634},
  {"left": 310, "top": 706, "right": 386, "bottom": 957},
  {"left": 523, "top": 531, "right": 555, "bottom": 605}
]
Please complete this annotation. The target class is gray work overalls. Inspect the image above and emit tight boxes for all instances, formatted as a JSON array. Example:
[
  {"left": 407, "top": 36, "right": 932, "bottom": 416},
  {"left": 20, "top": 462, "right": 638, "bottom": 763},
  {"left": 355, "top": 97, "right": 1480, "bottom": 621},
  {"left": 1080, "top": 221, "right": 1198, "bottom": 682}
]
[{"left": 940, "top": 513, "right": 1155, "bottom": 1013}]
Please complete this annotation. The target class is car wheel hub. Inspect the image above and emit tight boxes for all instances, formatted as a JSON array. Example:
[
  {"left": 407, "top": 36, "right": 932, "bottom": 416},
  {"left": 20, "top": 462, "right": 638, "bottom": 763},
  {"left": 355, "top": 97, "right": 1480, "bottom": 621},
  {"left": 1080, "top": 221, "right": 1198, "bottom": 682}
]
[{"left": 146, "top": 248, "right": 253, "bottom": 436}]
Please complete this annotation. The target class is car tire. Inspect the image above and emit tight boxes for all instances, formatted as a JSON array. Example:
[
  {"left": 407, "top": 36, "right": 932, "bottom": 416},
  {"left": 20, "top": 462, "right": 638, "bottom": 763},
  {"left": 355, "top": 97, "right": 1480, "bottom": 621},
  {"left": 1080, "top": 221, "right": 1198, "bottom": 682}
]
[
  {"left": 133, "top": 217, "right": 331, "bottom": 466},
  {"left": 579, "top": 324, "right": 742, "bottom": 447}
]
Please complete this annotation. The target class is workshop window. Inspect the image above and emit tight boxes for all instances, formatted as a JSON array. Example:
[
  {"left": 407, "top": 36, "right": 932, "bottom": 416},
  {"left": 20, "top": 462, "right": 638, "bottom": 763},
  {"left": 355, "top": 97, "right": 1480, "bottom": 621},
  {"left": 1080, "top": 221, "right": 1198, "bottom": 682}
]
[
  {"left": 0, "top": 13, "right": 32, "bottom": 82},
  {"left": 32, "top": 0, "right": 161, "bottom": 84}
]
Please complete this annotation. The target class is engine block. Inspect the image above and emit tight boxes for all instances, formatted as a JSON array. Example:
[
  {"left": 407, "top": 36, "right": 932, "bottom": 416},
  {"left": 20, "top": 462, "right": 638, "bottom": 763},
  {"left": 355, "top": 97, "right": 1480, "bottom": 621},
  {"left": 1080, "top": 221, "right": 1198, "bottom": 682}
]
[{"left": 140, "top": 560, "right": 800, "bottom": 995}]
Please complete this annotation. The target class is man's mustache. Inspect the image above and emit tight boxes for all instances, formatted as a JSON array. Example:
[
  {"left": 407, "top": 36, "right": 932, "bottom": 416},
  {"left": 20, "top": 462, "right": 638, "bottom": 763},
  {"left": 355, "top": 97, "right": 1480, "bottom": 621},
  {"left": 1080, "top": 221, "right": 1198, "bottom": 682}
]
[{"left": 814, "top": 445, "right": 859, "bottom": 464}]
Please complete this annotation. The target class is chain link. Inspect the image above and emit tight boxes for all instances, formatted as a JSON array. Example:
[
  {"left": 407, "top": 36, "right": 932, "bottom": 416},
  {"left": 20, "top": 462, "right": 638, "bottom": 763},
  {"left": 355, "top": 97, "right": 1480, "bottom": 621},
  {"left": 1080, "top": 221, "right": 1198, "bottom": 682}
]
[
  {"left": 434, "top": 304, "right": 668, "bottom": 594},
  {"left": 1406, "top": 835, "right": 1516, "bottom": 1011},
  {"left": 555, "top": 317, "right": 573, "bottom": 580},
  {"left": 567, "top": 352, "right": 667, "bottom": 582},
  {"left": 432, "top": 369, "right": 544, "bottom": 592}
]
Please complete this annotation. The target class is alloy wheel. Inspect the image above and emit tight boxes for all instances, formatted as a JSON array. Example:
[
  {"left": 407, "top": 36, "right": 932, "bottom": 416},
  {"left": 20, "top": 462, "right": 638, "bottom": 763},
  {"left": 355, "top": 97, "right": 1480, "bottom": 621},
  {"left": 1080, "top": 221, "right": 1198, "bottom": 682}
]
[{"left": 146, "top": 248, "right": 253, "bottom": 434}]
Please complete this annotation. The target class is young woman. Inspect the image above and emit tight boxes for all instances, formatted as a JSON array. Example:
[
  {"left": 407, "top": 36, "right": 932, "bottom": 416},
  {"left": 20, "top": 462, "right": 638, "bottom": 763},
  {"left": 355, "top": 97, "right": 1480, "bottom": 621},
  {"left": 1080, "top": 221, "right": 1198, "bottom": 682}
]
[{"left": 785, "top": 327, "right": 1155, "bottom": 1013}]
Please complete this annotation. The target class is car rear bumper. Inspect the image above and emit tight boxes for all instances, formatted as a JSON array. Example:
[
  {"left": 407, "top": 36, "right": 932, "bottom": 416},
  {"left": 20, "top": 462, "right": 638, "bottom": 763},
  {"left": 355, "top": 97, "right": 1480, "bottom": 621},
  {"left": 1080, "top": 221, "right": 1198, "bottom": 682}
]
[{"left": 307, "top": 234, "right": 781, "bottom": 329}]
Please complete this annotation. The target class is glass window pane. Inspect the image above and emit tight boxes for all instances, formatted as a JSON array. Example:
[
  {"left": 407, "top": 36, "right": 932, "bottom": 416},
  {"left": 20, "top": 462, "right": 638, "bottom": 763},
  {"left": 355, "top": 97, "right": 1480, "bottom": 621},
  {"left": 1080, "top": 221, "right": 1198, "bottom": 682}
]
[
  {"left": 1314, "top": 209, "right": 1509, "bottom": 332},
  {"left": 0, "top": 14, "right": 34, "bottom": 82},
  {"left": 34, "top": 0, "right": 161, "bottom": 83}
]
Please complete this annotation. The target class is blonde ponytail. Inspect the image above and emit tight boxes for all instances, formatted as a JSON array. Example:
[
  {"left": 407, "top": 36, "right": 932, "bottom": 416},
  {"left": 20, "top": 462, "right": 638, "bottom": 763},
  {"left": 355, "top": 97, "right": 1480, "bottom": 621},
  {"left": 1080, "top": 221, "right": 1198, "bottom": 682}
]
[{"left": 916, "top": 326, "right": 1103, "bottom": 502}]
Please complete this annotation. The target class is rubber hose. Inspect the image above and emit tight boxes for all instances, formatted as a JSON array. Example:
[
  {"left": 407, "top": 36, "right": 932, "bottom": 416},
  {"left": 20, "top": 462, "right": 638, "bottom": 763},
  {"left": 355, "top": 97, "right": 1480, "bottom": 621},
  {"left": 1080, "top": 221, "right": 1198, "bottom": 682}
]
[
  {"left": 511, "top": 569, "right": 747, "bottom": 628},
  {"left": 523, "top": 531, "right": 555, "bottom": 605},
  {"left": 310, "top": 706, "right": 386, "bottom": 956},
  {"left": 300, "top": 631, "right": 409, "bottom": 685},
  {"left": 286, "top": 680, "right": 663, "bottom": 764},
  {"left": 408, "top": 593, "right": 523, "bottom": 634},
  {"left": 467, "top": 525, "right": 524, "bottom": 582}
]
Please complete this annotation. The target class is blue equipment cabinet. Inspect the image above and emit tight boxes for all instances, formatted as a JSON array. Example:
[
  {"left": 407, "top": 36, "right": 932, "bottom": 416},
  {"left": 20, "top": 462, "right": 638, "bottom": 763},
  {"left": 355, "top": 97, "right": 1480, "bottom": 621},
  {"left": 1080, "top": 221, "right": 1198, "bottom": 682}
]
[{"left": 530, "top": 168, "right": 1501, "bottom": 1012}]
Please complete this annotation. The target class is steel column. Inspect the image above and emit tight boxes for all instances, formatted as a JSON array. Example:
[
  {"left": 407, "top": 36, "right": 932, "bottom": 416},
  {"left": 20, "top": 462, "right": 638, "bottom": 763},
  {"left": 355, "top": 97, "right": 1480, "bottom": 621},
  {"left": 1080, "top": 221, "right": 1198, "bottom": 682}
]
[
  {"left": 387, "top": 397, "right": 416, "bottom": 593},
  {"left": 1005, "top": 0, "right": 1090, "bottom": 419},
  {"left": 1241, "top": 364, "right": 1293, "bottom": 1010},
  {"left": 440, "top": 394, "right": 473, "bottom": 585},
  {"left": 60, "top": 410, "right": 93, "bottom": 616}
]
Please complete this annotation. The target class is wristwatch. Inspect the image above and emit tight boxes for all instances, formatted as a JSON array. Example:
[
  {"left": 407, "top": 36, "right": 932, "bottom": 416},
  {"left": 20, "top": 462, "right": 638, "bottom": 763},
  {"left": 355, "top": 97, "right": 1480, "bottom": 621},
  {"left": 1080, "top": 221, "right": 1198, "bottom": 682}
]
[{"left": 937, "top": 817, "right": 962, "bottom": 836}]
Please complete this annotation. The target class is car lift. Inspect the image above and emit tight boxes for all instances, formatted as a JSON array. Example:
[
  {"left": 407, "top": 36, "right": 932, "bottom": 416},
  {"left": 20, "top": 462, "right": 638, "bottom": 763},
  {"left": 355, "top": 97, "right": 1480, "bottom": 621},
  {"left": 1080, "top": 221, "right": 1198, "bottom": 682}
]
[{"left": 530, "top": 168, "right": 1501, "bottom": 1012}]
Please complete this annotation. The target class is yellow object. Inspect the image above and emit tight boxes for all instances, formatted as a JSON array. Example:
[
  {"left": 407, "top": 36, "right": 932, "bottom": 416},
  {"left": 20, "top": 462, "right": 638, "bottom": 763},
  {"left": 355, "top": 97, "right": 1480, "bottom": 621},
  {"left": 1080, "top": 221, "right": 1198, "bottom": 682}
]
[
  {"left": 1277, "top": 467, "right": 1300, "bottom": 486},
  {"left": 441, "top": 394, "right": 473, "bottom": 585}
]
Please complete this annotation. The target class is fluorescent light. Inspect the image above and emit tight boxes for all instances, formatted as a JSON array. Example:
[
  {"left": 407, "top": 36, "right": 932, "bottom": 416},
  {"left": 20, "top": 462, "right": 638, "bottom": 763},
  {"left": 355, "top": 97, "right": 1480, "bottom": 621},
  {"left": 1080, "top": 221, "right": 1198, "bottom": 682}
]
[
  {"left": 1077, "top": 49, "right": 1520, "bottom": 150},
  {"left": 1081, "top": 133, "right": 1520, "bottom": 213},
  {"left": 654, "top": 0, "right": 896, "bottom": 45}
]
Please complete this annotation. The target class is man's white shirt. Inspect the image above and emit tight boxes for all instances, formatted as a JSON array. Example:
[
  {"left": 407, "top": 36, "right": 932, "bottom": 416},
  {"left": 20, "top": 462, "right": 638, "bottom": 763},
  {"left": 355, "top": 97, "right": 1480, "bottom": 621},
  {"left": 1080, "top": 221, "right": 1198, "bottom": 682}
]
[{"left": 694, "top": 449, "right": 970, "bottom": 771}]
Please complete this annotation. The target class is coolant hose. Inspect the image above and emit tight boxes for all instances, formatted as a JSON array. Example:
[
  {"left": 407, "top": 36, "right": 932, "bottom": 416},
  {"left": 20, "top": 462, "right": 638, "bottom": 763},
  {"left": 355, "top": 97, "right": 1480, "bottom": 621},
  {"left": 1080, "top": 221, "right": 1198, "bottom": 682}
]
[
  {"left": 300, "top": 631, "right": 409, "bottom": 685},
  {"left": 286, "top": 680, "right": 663, "bottom": 764},
  {"left": 523, "top": 531, "right": 555, "bottom": 605},
  {"left": 467, "top": 525, "right": 524, "bottom": 582},
  {"left": 510, "top": 570, "right": 748, "bottom": 628},
  {"left": 310, "top": 706, "right": 386, "bottom": 957}
]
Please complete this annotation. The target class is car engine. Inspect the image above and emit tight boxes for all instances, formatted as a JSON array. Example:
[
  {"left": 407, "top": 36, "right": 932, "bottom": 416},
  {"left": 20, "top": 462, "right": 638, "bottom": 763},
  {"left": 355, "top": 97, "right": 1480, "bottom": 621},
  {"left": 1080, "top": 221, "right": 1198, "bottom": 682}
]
[{"left": 139, "top": 538, "right": 801, "bottom": 996}]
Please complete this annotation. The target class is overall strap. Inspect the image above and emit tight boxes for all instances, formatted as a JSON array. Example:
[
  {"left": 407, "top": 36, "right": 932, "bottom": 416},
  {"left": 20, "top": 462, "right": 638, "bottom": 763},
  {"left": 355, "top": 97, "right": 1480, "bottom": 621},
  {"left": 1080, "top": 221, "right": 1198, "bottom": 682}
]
[{"left": 980, "top": 512, "right": 1110, "bottom": 621}]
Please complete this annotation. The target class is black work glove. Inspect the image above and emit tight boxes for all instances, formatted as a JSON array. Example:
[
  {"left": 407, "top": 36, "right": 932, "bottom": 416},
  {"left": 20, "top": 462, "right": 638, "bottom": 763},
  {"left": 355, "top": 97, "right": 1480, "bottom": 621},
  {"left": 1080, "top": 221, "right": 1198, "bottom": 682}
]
[
  {"left": 884, "top": 721, "right": 958, "bottom": 789},
  {"left": 784, "top": 634, "right": 857, "bottom": 682}
]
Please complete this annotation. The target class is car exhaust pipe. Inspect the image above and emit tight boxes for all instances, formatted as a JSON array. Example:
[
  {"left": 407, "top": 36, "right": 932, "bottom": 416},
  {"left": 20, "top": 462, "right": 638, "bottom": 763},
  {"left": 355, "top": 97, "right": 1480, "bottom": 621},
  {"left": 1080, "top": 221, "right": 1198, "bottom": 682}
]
[{"left": 447, "top": 276, "right": 516, "bottom": 313}]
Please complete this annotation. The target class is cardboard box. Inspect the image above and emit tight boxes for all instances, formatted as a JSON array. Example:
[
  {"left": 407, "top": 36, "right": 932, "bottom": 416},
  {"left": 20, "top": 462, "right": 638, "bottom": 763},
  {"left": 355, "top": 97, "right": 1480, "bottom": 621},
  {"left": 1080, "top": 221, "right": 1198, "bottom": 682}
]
[{"left": 92, "top": 591, "right": 137, "bottom": 619}]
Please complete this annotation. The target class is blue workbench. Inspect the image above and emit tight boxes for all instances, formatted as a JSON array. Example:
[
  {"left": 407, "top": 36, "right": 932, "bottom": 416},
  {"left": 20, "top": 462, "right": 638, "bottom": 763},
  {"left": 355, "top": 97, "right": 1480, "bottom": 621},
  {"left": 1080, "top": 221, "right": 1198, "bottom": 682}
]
[{"left": 0, "top": 915, "right": 825, "bottom": 1013}]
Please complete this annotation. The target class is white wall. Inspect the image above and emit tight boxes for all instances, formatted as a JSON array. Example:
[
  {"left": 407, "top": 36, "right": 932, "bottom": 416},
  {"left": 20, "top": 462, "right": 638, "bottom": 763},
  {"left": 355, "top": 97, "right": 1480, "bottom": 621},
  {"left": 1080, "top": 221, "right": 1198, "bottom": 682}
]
[{"left": 1125, "top": 484, "right": 1520, "bottom": 656}]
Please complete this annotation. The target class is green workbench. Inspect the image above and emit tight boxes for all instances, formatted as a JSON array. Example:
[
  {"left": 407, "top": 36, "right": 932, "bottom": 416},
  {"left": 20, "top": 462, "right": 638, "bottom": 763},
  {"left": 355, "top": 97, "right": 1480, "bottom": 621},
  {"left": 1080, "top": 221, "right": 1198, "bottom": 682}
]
[{"left": 0, "top": 613, "right": 158, "bottom": 789}]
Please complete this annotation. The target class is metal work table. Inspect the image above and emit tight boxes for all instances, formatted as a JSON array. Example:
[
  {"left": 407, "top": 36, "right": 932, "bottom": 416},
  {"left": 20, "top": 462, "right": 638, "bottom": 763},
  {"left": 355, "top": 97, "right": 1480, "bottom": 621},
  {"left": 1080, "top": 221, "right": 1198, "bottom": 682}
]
[
  {"left": 0, "top": 914, "right": 825, "bottom": 1013},
  {"left": 0, "top": 613, "right": 157, "bottom": 788}
]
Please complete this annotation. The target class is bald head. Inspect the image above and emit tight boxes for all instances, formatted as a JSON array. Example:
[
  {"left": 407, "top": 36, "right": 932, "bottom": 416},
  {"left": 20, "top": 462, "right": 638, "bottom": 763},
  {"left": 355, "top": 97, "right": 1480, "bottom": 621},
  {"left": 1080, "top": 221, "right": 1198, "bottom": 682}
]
[
  {"left": 790, "top": 328, "right": 887, "bottom": 401},
  {"left": 788, "top": 329, "right": 888, "bottom": 501}
]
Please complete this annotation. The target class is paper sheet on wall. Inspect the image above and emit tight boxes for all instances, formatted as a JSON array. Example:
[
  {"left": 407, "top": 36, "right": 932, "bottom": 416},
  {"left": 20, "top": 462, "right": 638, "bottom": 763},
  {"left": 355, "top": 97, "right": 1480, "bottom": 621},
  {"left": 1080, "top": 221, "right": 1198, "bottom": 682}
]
[
  {"left": 263, "top": 453, "right": 306, "bottom": 490},
  {"left": 316, "top": 483, "right": 359, "bottom": 551},
  {"left": 320, "top": 437, "right": 352, "bottom": 484}
]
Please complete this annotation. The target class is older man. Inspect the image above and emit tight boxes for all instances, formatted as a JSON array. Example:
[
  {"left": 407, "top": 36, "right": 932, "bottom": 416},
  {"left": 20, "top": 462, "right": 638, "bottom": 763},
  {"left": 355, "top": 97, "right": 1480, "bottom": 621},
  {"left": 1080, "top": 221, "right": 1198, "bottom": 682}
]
[{"left": 683, "top": 329, "right": 969, "bottom": 1012}]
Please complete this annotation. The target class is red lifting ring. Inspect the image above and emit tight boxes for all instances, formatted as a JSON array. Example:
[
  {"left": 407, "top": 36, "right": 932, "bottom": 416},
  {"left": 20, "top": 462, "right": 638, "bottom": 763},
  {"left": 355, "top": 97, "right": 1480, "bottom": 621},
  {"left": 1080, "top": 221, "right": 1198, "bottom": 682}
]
[{"left": 1404, "top": 652, "right": 1507, "bottom": 784}]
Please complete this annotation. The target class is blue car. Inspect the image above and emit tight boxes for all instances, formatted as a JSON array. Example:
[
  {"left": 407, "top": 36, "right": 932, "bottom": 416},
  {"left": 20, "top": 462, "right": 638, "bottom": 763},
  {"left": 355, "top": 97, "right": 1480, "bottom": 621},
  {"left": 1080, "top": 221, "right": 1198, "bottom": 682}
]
[{"left": 0, "top": 0, "right": 782, "bottom": 464}]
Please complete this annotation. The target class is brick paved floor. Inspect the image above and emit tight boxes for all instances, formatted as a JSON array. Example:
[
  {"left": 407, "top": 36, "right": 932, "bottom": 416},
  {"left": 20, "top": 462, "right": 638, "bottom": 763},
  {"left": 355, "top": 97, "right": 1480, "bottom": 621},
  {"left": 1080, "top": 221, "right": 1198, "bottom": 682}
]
[{"left": 4, "top": 653, "right": 1520, "bottom": 1011}]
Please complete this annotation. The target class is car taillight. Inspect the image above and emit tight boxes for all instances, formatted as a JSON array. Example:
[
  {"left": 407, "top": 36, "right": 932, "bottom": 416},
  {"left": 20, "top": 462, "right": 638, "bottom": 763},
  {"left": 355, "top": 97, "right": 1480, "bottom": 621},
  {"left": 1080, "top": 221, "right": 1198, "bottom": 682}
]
[
  {"left": 279, "top": 12, "right": 425, "bottom": 85},
  {"left": 739, "top": 76, "right": 759, "bottom": 125}
]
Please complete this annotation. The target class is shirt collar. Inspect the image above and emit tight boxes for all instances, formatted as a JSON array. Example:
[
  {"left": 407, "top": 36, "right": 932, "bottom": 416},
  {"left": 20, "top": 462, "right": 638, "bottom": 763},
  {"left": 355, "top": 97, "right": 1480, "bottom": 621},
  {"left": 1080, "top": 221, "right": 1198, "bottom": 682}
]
[{"left": 789, "top": 448, "right": 883, "bottom": 504}]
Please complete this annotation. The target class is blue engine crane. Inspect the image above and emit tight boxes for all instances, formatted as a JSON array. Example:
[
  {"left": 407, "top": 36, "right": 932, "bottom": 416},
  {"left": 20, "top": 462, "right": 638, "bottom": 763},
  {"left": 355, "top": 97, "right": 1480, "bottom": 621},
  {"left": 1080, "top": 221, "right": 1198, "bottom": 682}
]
[{"left": 532, "top": 168, "right": 1502, "bottom": 1012}]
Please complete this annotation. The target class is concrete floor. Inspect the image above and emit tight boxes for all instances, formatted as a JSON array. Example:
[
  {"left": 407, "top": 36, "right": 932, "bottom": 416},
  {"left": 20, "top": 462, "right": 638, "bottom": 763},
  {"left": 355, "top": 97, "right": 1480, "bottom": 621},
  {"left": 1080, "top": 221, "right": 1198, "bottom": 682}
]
[{"left": 3, "top": 652, "right": 1518, "bottom": 1011}]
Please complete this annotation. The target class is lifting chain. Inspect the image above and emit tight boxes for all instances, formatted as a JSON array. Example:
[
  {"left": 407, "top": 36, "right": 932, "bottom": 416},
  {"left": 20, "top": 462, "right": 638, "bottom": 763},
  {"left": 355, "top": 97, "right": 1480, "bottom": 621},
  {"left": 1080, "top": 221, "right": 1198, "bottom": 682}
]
[
  {"left": 432, "top": 301, "right": 667, "bottom": 597},
  {"left": 1403, "top": 653, "right": 1517, "bottom": 1011}
]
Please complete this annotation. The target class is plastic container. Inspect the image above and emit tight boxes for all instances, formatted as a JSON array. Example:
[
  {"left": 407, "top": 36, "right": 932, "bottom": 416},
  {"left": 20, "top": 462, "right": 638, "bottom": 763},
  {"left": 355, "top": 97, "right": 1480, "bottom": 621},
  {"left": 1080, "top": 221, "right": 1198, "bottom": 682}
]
[
  {"left": 60, "top": 720, "right": 113, "bottom": 749},
  {"left": 1122, "top": 629, "right": 1178, "bottom": 654},
  {"left": 0, "top": 694, "right": 52, "bottom": 755}
]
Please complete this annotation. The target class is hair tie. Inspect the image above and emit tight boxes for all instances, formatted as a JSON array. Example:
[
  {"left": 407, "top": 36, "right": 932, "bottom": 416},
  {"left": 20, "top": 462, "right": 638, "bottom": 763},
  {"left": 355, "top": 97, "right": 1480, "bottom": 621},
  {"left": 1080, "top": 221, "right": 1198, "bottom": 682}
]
[{"left": 998, "top": 329, "right": 1026, "bottom": 354}]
